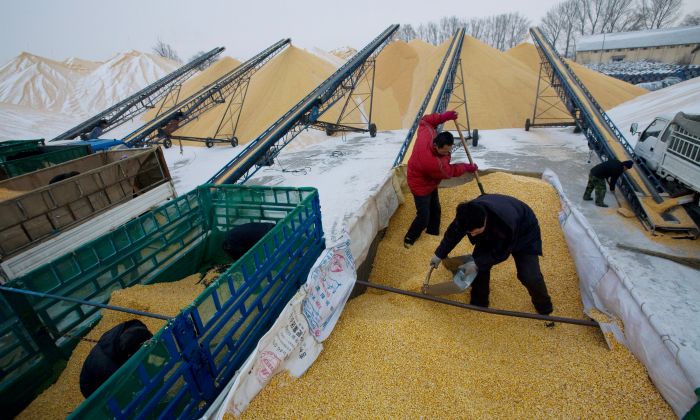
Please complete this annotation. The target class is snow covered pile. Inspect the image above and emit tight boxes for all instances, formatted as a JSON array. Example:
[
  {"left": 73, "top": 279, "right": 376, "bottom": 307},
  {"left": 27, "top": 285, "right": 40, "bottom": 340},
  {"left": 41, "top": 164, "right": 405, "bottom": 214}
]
[
  {"left": 0, "top": 51, "right": 179, "bottom": 140},
  {"left": 0, "top": 53, "right": 79, "bottom": 111}
]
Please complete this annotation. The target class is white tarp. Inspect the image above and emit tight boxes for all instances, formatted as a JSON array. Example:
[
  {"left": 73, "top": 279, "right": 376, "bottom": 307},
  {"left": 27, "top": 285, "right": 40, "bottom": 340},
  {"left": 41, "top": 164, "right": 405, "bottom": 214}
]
[
  {"left": 205, "top": 165, "right": 402, "bottom": 419},
  {"left": 543, "top": 169, "right": 696, "bottom": 416},
  {"left": 209, "top": 232, "right": 358, "bottom": 418}
]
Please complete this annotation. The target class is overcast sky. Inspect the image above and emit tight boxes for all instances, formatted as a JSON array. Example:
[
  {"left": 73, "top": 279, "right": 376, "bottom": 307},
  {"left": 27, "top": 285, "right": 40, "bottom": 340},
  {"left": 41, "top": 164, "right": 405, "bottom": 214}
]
[{"left": 1, "top": 0, "right": 697, "bottom": 66}]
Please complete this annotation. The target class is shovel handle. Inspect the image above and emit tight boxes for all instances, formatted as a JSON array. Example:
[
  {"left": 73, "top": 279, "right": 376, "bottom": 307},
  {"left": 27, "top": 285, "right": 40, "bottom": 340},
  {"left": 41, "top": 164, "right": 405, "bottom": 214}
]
[
  {"left": 422, "top": 266, "right": 435, "bottom": 294},
  {"left": 453, "top": 120, "right": 485, "bottom": 195}
]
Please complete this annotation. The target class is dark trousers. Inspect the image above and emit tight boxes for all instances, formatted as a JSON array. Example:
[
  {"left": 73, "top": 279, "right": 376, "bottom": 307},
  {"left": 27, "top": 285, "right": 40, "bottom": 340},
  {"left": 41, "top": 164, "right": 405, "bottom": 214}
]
[
  {"left": 470, "top": 253, "right": 553, "bottom": 315},
  {"left": 404, "top": 189, "right": 441, "bottom": 244}
]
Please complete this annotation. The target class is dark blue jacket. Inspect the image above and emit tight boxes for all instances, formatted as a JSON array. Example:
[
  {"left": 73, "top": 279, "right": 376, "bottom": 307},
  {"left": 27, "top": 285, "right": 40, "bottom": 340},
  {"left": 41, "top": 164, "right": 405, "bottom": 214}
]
[
  {"left": 435, "top": 194, "right": 542, "bottom": 269},
  {"left": 590, "top": 159, "right": 625, "bottom": 190}
]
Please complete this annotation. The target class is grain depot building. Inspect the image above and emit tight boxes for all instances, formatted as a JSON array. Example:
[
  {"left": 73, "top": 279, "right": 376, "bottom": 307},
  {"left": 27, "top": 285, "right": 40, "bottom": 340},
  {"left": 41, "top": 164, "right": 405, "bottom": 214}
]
[{"left": 575, "top": 26, "right": 700, "bottom": 65}]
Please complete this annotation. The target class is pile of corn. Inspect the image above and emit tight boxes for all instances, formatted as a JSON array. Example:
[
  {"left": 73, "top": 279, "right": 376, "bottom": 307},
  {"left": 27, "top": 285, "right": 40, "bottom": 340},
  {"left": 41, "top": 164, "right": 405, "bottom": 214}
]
[
  {"left": 241, "top": 172, "right": 672, "bottom": 417},
  {"left": 18, "top": 269, "right": 219, "bottom": 419}
]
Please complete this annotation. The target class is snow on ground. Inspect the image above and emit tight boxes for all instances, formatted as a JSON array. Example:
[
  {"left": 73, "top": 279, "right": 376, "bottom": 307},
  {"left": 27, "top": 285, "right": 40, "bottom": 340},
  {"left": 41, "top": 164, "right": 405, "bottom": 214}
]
[
  {"left": 0, "top": 102, "right": 76, "bottom": 140},
  {"left": 607, "top": 76, "right": 700, "bottom": 147}
]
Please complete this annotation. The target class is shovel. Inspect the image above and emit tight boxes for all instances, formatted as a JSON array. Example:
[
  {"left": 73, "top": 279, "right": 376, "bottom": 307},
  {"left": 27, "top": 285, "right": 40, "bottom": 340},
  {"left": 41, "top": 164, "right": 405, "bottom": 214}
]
[
  {"left": 422, "top": 255, "right": 478, "bottom": 296},
  {"left": 453, "top": 120, "right": 485, "bottom": 195}
]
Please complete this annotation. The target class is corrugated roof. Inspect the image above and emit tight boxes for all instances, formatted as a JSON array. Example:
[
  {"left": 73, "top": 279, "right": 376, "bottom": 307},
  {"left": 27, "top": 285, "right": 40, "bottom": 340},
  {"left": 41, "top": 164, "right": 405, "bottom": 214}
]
[{"left": 577, "top": 26, "right": 700, "bottom": 52}]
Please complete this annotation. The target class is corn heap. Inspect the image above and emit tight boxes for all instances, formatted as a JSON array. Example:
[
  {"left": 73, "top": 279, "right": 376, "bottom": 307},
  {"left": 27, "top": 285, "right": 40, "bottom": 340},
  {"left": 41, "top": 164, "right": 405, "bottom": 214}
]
[
  {"left": 18, "top": 270, "right": 220, "bottom": 419},
  {"left": 242, "top": 172, "right": 672, "bottom": 418}
]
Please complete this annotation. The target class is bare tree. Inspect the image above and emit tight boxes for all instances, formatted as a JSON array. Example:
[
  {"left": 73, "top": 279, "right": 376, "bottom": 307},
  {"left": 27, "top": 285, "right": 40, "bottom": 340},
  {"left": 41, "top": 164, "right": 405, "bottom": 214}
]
[
  {"left": 600, "top": 0, "right": 638, "bottom": 32},
  {"left": 396, "top": 24, "right": 418, "bottom": 42},
  {"left": 468, "top": 17, "right": 486, "bottom": 40},
  {"left": 583, "top": 0, "right": 607, "bottom": 33},
  {"left": 680, "top": 10, "right": 700, "bottom": 26},
  {"left": 506, "top": 13, "right": 531, "bottom": 49},
  {"left": 152, "top": 39, "right": 181, "bottom": 63},
  {"left": 561, "top": 0, "right": 580, "bottom": 56},
  {"left": 542, "top": 8, "right": 565, "bottom": 46},
  {"left": 439, "top": 16, "right": 466, "bottom": 43},
  {"left": 425, "top": 22, "right": 441, "bottom": 44},
  {"left": 573, "top": 0, "right": 588, "bottom": 35},
  {"left": 639, "top": 0, "right": 683, "bottom": 28}
]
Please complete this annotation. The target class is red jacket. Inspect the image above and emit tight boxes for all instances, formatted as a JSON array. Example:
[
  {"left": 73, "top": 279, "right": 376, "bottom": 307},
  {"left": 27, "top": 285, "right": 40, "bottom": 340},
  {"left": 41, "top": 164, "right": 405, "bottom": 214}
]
[{"left": 407, "top": 113, "right": 470, "bottom": 196}]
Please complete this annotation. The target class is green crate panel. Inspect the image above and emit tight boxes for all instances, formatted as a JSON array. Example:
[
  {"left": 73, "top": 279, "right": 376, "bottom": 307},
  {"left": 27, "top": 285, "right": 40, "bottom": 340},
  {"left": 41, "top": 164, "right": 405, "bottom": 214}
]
[{"left": 2, "top": 184, "right": 324, "bottom": 419}]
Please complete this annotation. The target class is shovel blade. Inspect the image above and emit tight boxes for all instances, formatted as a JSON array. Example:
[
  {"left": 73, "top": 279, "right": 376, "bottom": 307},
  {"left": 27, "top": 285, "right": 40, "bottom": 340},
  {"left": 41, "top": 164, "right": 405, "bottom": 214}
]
[
  {"left": 423, "top": 271, "right": 476, "bottom": 295},
  {"left": 423, "top": 281, "right": 467, "bottom": 295}
]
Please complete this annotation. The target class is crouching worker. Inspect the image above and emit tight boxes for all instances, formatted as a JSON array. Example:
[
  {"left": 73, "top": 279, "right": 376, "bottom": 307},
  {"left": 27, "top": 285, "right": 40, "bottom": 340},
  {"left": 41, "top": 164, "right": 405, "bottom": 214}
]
[
  {"left": 222, "top": 222, "right": 276, "bottom": 260},
  {"left": 429, "top": 194, "right": 554, "bottom": 315},
  {"left": 80, "top": 319, "right": 152, "bottom": 398}
]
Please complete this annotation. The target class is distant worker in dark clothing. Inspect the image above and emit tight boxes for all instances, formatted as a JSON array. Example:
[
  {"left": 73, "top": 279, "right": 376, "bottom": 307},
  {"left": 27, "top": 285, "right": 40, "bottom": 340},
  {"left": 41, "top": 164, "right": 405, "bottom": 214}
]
[
  {"left": 404, "top": 110, "right": 478, "bottom": 248},
  {"left": 88, "top": 119, "right": 109, "bottom": 139},
  {"left": 80, "top": 319, "right": 152, "bottom": 398},
  {"left": 583, "top": 159, "right": 633, "bottom": 207},
  {"left": 430, "top": 194, "right": 554, "bottom": 315},
  {"left": 222, "top": 222, "right": 276, "bottom": 260}
]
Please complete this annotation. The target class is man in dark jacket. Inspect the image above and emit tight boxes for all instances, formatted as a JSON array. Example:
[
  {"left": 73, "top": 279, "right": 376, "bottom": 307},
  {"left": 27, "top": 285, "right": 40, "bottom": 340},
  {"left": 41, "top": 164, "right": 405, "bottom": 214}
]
[
  {"left": 429, "top": 194, "right": 553, "bottom": 315},
  {"left": 583, "top": 159, "right": 633, "bottom": 207},
  {"left": 404, "top": 110, "right": 478, "bottom": 248},
  {"left": 80, "top": 319, "right": 152, "bottom": 398}
]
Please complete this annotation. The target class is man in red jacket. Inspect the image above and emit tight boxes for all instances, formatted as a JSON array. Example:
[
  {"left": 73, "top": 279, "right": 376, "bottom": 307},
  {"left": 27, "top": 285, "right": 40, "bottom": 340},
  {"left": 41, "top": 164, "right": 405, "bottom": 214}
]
[{"left": 404, "top": 110, "right": 478, "bottom": 248}]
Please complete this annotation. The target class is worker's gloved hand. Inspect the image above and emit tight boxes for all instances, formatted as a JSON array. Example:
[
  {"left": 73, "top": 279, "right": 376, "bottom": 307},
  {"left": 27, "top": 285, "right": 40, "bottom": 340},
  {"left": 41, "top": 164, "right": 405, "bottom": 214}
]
[
  {"left": 429, "top": 255, "right": 442, "bottom": 269},
  {"left": 440, "top": 110, "right": 458, "bottom": 121},
  {"left": 465, "top": 163, "right": 478, "bottom": 173}
]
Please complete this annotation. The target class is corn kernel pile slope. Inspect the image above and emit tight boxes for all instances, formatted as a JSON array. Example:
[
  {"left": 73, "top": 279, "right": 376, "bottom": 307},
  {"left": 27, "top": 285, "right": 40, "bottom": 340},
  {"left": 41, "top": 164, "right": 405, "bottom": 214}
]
[
  {"left": 143, "top": 46, "right": 337, "bottom": 147},
  {"left": 241, "top": 172, "right": 672, "bottom": 418},
  {"left": 18, "top": 271, "right": 216, "bottom": 419},
  {"left": 142, "top": 56, "right": 242, "bottom": 122},
  {"left": 505, "top": 42, "right": 647, "bottom": 111},
  {"left": 372, "top": 39, "right": 449, "bottom": 131}
]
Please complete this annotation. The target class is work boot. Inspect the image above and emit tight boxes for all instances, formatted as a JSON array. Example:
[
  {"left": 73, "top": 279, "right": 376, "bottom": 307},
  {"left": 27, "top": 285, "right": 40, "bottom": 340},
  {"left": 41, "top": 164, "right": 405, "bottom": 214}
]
[
  {"left": 582, "top": 195, "right": 592, "bottom": 201},
  {"left": 403, "top": 237, "right": 414, "bottom": 249},
  {"left": 595, "top": 202, "right": 609, "bottom": 208}
]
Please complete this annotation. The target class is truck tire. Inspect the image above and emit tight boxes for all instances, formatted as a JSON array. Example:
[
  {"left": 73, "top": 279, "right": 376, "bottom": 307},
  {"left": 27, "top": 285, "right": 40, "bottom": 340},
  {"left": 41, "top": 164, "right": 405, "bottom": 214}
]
[
  {"left": 525, "top": 119, "right": 531, "bottom": 131},
  {"left": 472, "top": 129, "right": 479, "bottom": 147},
  {"left": 205, "top": 139, "right": 215, "bottom": 148},
  {"left": 231, "top": 137, "right": 239, "bottom": 147},
  {"left": 163, "top": 138, "right": 172, "bottom": 149}
]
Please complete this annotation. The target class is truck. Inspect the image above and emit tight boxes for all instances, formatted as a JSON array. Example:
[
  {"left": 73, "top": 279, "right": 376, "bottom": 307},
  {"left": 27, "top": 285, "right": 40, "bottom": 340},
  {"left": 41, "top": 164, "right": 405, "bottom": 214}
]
[
  {"left": 0, "top": 147, "right": 176, "bottom": 282},
  {"left": 631, "top": 112, "right": 700, "bottom": 194}
]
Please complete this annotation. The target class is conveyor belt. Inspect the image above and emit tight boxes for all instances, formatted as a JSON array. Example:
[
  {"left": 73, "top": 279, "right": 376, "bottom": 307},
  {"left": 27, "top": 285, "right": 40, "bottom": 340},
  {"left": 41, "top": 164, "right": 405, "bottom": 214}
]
[
  {"left": 51, "top": 47, "right": 224, "bottom": 141},
  {"left": 530, "top": 27, "right": 697, "bottom": 234},
  {"left": 208, "top": 25, "right": 399, "bottom": 185},
  {"left": 122, "top": 39, "right": 290, "bottom": 147},
  {"left": 394, "top": 28, "right": 465, "bottom": 166}
]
